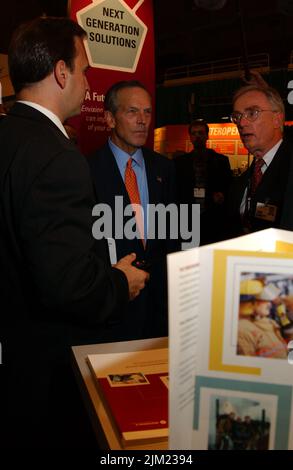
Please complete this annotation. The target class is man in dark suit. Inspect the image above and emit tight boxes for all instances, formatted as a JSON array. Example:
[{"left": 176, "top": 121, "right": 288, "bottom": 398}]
[
  {"left": 89, "top": 80, "right": 179, "bottom": 341},
  {"left": 175, "top": 120, "right": 232, "bottom": 244},
  {"left": 282, "top": 162, "right": 293, "bottom": 230},
  {"left": 0, "top": 18, "right": 148, "bottom": 449},
  {"left": 227, "top": 85, "right": 292, "bottom": 237}
]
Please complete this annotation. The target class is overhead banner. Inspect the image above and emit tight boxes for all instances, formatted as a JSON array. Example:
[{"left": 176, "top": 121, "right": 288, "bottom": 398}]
[{"left": 69, "top": 0, "right": 155, "bottom": 156}]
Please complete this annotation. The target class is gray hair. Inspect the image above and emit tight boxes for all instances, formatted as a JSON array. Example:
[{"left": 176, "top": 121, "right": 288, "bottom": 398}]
[
  {"left": 104, "top": 80, "right": 150, "bottom": 115},
  {"left": 233, "top": 85, "right": 285, "bottom": 122}
]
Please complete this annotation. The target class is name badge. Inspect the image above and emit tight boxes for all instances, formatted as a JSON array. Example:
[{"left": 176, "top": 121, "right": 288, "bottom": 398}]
[
  {"left": 107, "top": 237, "right": 117, "bottom": 265},
  {"left": 255, "top": 202, "right": 277, "bottom": 222},
  {"left": 193, "top": 187, "right": 205, "bottom": 198}
]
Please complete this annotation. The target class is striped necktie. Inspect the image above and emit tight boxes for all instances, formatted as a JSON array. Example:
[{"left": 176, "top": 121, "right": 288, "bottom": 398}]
[{"left": 251, "top": 158, "right": 265, "bottom": 196}]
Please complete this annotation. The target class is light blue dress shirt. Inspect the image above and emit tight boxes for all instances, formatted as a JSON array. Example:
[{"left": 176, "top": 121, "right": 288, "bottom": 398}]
[{"left": 108, "top": 138, "right": 149, "bottom": 240}]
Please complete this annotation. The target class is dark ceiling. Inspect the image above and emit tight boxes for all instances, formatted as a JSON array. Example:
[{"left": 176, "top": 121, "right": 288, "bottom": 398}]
[
  {"left": 154, "top": 0, "right": 293, "bottom": 82},
  {"left": 1, "top": 0, "right": 293, "bottom": 83}
]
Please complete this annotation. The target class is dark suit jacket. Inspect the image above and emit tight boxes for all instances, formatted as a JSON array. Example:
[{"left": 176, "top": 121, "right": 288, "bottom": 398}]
[
  {"left": 175, "top": 148, "right": 232, "bottom": 244},
  {"left": 0, "top": 103, "right": 129, "bottom": 447},
  {"left": 227, "top": 139, "right": 293, "bottom": 237},
  {"left": 281, "top": 142, "right": 293, "bottom": 230},
  {"left": 88, "top": 142, "right": 179, "bottom": 340}
]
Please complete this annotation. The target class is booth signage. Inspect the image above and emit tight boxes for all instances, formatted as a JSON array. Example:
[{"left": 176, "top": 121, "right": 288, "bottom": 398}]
[
  {"left": 77, "top": 0, "right": 147, "bottom": 72},
  {"left": 69, "top": 0, "right": 155, "bottom": 156}
]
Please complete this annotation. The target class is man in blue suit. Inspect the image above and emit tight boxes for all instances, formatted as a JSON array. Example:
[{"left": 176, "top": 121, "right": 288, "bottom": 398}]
[{"left": 89, "top": 80, "right": 179, "bottom": 341}]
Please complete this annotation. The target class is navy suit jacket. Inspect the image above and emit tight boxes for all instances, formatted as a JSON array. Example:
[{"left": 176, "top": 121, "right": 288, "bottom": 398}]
[
  {"left": 89, "top": 142, "right": 179, "bottom": 340},
  {"left": 175, "top": 148, "right": 232, "bottom": 244},
  {"left": 280, "top": 143, "right": 293, "bottom": 230}
]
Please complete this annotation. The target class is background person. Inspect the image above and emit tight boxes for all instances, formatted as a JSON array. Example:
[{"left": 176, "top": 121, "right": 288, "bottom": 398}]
[
  {"left": 175, "top": 119, "right": 232, "bottom": 244},
  {"left": 237, "top": 280, "right": 287, "bottom": 359}
]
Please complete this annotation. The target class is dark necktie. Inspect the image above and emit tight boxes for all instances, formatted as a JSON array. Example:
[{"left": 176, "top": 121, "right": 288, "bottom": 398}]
[
  {"left": 242, "top": 157, "right": 265, "bottom": 233},
  {"left": 250, "top": 158, "right": 265, "bottom": 196},
  {"left": 124, "top": 158, "right": 145, "bottom": 245}
]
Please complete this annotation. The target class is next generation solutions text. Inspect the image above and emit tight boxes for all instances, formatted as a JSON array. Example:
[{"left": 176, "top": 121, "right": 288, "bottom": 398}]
[{"left": 86, "top": 17, "right": 140, "bottom": 49}]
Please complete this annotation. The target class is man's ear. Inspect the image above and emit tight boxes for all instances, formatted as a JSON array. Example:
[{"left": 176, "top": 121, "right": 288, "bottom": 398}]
[
  {"left": 105, "top": 110, "right": 116, "bottom": 129},
  {"left": 54, "top": 60, "right": 67, "bottom": 89},
  {"left": 273, "top": 111, "right": 284, "bottom": 130}
]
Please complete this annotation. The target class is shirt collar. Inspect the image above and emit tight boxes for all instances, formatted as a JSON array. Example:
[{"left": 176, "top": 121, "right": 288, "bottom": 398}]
[
  {"left": 108, "top": 138, "right": 144, "bottom": 168},
  {"left": 18, "top": 100, "right": 69, "bottom": 139},
  {"left": 261, "top": 139, "right": 283, "bottom": 167}
]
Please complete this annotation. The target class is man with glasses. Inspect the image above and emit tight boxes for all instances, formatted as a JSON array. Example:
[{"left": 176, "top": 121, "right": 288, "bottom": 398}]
[{"left": 227, "top": 84, "right": 292, "bottom": 236}]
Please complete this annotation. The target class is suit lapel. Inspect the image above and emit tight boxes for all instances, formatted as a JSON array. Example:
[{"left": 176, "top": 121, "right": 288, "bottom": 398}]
[
  {"left": 108, "top": 146, "right": 129, "bottom": 202},
  {"left": 143, "top": 149, "right": 164, "bottom": 254},
  {"left": 143, "top": 149, "right": 161, "bottom": 206},
  {"left": 255, "top": 141, "right": 287, "bottom": 199}
]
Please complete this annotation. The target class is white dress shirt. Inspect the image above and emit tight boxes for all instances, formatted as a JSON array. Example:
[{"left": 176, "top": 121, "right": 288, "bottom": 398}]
[{"left": 240, "top": 139, "right": 283, "bottom": 215}]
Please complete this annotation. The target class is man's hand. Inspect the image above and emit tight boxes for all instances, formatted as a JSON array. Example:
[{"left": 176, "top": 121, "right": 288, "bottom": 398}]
[{"left": 115, "top": 253, "right": 149, "bottom": 300}]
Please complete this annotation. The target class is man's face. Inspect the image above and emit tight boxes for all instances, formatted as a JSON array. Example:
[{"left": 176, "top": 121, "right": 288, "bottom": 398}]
[
  {"left": 66, "top": 37, "right": 90, "bottom": 118},
  {"left": 233, "top": 91, "right": 283, "bottom": 158},
  {"left": 189, "top": 124, "right": 208, "bottom": 150},
  {"left": 255, "top": 300, "right": 271, "bottom": 317},
  {"left": 106, "top": 86, "right": 152, "bottom": 154}
]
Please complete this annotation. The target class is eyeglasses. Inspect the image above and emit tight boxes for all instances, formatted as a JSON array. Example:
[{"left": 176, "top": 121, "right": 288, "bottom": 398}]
[{"left": 230, "top": 108, "right": 277, "bottom": 125}]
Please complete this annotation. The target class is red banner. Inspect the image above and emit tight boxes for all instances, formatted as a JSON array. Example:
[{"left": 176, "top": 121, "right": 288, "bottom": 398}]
[{"left": 69, "top": 0, "right": 155, "bottom": 156}]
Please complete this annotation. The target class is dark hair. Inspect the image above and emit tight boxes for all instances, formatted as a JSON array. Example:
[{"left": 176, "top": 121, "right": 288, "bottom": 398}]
[
  {"left": 104, "top": 80, "right": 150, "bottom": 114},
  {"left": 9, "top": 17, "right": 86, "bottom": 94},
  {"left": 188, "top": 119, "right": 209, "bottom": 136}
]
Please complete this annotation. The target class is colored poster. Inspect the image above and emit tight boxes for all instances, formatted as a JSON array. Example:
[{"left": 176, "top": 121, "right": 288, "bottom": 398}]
[
  {"left": 68, "top": 0, "right": 155, "bottom": 155},
  {"left": 167, "top": 228, "right": 293, "bottom": 450}
]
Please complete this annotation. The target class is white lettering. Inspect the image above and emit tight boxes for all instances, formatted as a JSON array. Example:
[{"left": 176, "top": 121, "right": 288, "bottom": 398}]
[
  {"left": 100, "top": 455, "right": 135, "bottom": 467},
  {"left": 209, "top": 126, "right": 239, "bottom": 136},
  {"left": 92, "top": 204, "right": 112, "bottom": 239},
  {"left": 84, "top": 91, "right": 104, "bottom": 102},
  {"left": 288, "top": 80, "right": 293, "bottom": 105},
  {"left": 91, "top": 197, "right": 200, "bottom": 249}
]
